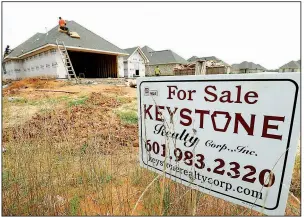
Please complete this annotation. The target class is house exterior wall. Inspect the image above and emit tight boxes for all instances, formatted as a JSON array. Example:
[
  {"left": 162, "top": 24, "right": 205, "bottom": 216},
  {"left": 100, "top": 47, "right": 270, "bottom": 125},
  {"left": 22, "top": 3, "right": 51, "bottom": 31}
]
[
  {"left": 279, "top": 68, "right": 300, "bottom": 72},
  {"left": 124, "top": 50, "right": 145, "bottom": 78},
  {"left": 123, "top": 61, "right": 128, "bottom": 77},
  {"left": 3, "top": 60, "right": 23, "bottom": 80},
  {"left": 3, "top": 49, "right": 70, "bottom": 80},
  {"left": 146, "top": 63, "right": 180, "bottom": 76},
  {"left": 117, "top": 56, "right": 124, "bottom": 77},
  {"left": 206, "top": 66, "right": 228, "bottom": 74}
]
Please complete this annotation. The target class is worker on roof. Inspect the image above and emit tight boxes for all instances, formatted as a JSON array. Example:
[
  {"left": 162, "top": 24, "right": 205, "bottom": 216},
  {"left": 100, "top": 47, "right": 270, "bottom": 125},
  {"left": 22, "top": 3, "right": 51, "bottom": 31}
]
[
  {"left": 154, "top": 65, "right": 161, "bottom": 76},
  {"left": 4, "top": 45, "right": 11, "bottom": 57},
  {"left": 59, "top": 17, "right": 70, "bottom": 36}
]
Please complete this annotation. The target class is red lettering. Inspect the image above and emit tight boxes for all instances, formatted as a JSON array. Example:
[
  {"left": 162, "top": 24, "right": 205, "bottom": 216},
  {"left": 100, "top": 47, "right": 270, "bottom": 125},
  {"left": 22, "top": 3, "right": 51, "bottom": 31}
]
[
  {"left": 177, "top": 90, "right": 186, "bottom": 100},
  {"left": 244, "top": 91, "right": 258, "bottom": 104},
  {"left": 233, "top": 113, "right": 256, "bottom": 136},
  {"left": 204, "top": 86, "right": 217, "bottom": 102},
  {"left": 180, "top": 108, "right": 192, "bottom": 126},
  {"left": 195, "top": 109, "right": 210, "bottom": 128},
  {"left": 156, "top": 106, "right": 165, "bottom": 122},
  {"left": 235, "top": 85, "right": 242, "bottom": 103},
  {"left": 262, "top": 116, "right": 285, "bottom": 140},
  {"left": 211, "top": 111, "right": 231, "bottom": 132},
  {"left": 167, "top": 86, "right": 178, "bottom": 99},
  {"left": 188, "top": 90, "right": 196, "bottom": 101},
  {"left": 219, "top": 91, "right": 233, "bottom": 103},
  {"left": 144, "top": 104, "right": 153, "bottom": 120}
]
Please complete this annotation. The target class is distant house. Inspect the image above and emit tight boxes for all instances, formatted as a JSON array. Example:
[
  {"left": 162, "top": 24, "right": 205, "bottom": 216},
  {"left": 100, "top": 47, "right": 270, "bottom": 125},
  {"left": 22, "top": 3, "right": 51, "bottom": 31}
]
[
  {"left": 279, "top": 60, "right": 300, "bottom": 72},
  {"left": 231, "top": 61, "right": 267, "bottom": 74},
  {"left": 123, "top": 47, "right": 149, "bottom": 78},
  {"left": 3, "top": 20, "right": 128, "bottom": 80},
  {"left": 142, "top": 46, "right": 188, "bottom": 76},
  {"left": 187, "top": 56, "right": 231, "bottom": 74}
]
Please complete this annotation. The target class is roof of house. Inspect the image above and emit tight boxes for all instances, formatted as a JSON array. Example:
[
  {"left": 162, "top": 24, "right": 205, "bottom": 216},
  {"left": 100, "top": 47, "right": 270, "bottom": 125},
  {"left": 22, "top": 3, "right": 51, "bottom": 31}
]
[
  {"left": 142, "top": 46, "right": 155, "bottom": 54},
  {"left": 279, "top": 60, "right": 300, "bottom": 69},
  {"left": 6, "top": 20, "right": 127, "bottom": 59},
  {"left": 232, "top": 61, "right": 267, "bottom": 70},
  {"left": 141, "top": 46, "right": 188, "bottom": 65},
  {"left": 187, "top": 55, "right": 230, "bottom": 66},
  {"left": 123, "top": 47, "right": 137, "bottom": 60},
  {"left": 122, "top": 46, "right": 149, "bottom": 63}
]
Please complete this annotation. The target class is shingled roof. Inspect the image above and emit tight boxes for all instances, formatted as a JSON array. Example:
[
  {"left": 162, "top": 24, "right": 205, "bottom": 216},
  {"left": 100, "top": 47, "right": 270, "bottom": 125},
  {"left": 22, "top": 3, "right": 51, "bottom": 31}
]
[
  {"left": 123, "top": 47, "right": 137, "bottom": 60},
  {"left": 279, "top": 60, "right": 300, "bottom": 69},
  {"left": 141, "top": 46, "right": 187, "bottom": 65},
  {"left": 122, "top": 46, "right": 149, "bottom": 63},
  {"left": 232, "top": 61, "right": 267, "bottom": 70},
  {"left": 5, "top": 20, "right": 127, "bottom": 59}
]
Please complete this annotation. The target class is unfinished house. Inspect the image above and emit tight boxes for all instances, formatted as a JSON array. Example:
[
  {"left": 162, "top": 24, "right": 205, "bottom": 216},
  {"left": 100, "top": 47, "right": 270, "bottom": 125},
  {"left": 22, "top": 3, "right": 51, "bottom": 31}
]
[
  {"left": 187, "top": 56, "right": 231, "bottom": 74},
  {"left": 3, "top": 21, "right": 128, "bottom": 80},
  {"left": 231, "top": 61, "right": 267, "bottom": 74},
  {"left": 123, "top": 46, "right": 149, "bottom": 78},
  {"left": 279, "top": 60, "right": 301, "bottom": 72},
  {"left": 141, "top": 46, "right": 188, "bottom": 76}
]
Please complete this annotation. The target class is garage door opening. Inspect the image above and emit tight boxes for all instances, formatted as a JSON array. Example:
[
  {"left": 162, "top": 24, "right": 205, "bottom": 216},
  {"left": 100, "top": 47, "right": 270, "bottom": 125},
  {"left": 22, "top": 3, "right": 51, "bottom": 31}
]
[{"left": 67, "top": 51, "right": 117, "bottom": 78}]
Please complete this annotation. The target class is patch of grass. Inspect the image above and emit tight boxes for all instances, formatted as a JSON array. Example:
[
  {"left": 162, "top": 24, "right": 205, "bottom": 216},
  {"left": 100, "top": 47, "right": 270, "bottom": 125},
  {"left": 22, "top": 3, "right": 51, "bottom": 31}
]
[
  {"left": 116, "top": 96, "right": 131, "bottom": 104},
  {"left": 117, "top": 110, "right": 138, "bottom": 124},
  {"left": 131, "top": 167, "right": 143, "bottom": 186},
  {"left": 99, "top": 171, "right": 113, "bottom": 184},
  {"left": 6, "top": 97, "right": 28, "bottom": 104},
  {"left": 68, "top": 96, "right": 88, "bottom": 107},
  {"left": 162, "top": 186, "right": 171, "bottom": 215},
  {"left": 2, "top": 170, "right": 10, "bottom": 189},
  {"left": 69, "top": 196, "right": 81, "bottom": 215}
]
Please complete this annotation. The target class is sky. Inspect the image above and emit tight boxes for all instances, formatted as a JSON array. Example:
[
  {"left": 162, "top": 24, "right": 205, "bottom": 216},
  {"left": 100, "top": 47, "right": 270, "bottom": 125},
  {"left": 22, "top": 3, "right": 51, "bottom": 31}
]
[{"left": 2, "top": 2, "right": 300, "bottom": 69}]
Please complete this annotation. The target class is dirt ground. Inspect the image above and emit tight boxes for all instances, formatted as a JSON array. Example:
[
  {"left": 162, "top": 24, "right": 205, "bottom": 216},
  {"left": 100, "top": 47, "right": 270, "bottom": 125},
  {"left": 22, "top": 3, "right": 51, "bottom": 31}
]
[{"left": 2, "top": 78, "right": 301, "bottom": 216}]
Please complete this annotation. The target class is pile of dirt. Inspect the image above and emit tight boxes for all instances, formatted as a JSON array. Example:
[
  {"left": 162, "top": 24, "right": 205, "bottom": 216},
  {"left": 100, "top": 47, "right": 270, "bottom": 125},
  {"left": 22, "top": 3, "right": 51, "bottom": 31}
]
[
  {"left": 3, "top": 78, "right": 69, "bottom": 95},
  {"left": 3, "top": 92, "right": 138, "bottom": 153}
]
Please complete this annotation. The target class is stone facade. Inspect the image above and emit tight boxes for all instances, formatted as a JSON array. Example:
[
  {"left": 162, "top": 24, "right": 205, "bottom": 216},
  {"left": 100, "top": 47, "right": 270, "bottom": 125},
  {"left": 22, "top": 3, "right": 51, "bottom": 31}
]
[{"left": 146, "top": 64, "right": 181, "bottom": 76}]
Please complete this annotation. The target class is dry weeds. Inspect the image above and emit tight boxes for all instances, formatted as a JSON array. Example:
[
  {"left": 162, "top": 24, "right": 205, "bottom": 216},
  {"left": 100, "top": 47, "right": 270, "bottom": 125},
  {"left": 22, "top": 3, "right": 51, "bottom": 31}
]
[{"left": 2, "top": 79, "right": 301, "bottom": 216}]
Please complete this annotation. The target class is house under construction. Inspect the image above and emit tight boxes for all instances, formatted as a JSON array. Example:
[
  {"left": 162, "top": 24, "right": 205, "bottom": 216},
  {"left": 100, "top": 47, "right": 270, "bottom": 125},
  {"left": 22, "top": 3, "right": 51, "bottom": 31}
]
[{"left": 3, "top": 21, "right": 128, "bottom": 80}]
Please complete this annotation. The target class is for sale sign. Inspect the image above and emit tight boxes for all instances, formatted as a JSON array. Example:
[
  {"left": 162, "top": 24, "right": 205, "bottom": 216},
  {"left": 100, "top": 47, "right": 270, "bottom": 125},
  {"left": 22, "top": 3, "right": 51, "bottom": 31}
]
[{"left": 137, "top": 73, "right": 300, "bottom": 215}]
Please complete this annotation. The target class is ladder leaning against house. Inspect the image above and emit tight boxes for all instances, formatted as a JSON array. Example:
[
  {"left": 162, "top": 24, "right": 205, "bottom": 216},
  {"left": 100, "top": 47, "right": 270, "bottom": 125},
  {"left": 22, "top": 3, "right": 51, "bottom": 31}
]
[{"left": 56, "top": 39, "right": 78, "bottom": 81}]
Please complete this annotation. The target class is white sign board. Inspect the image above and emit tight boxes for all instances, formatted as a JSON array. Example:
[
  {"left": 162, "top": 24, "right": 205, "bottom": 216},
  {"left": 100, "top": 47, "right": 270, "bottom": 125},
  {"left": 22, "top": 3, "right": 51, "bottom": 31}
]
[{"left": 137, "top": 73, "right": 300, "bottom": 215}]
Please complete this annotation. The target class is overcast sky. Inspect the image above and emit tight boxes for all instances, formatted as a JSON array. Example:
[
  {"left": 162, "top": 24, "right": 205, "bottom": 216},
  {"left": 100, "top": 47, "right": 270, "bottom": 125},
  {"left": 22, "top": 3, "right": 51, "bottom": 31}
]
[{"left": 2, "top": 2, "right": 300, "bottom": 69}]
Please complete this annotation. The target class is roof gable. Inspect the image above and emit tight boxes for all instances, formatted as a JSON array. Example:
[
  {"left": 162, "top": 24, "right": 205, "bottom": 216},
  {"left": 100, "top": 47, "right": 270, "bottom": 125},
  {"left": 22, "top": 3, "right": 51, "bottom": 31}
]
[
  {"left": 6, "top": 21, "right": 127, "bottom": 58},
  {"left": 232, "top": 61, "right": 267, "bottom": 70},
  {"left": 123, "top": 46, "right": 149, "bottom": 62},
  {"left": 279, "top": 60, "right": 300, "bottom": 69},
  {"left": 123, "top": 47, "right": 137, "bottom": 61},
  {"left": 141, "top": 46, "right": 187, "bottom": 65}
]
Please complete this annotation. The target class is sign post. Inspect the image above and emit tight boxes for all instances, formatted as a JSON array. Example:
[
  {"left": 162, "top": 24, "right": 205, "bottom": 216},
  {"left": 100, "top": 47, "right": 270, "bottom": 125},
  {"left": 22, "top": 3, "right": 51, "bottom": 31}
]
[{"left": 137, "top": 73, "right": 300, "bottom": 215}]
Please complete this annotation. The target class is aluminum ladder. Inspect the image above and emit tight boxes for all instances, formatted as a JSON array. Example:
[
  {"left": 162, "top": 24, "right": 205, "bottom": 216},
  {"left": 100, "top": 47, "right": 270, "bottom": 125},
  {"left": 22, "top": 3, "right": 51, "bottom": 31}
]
[{"left": 56, "top": 39, "right": 78, "bottom": 81}]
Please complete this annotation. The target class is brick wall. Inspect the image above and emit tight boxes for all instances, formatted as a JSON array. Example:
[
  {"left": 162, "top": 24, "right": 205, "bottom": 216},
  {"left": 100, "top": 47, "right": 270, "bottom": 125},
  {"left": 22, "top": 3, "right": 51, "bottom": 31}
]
[{"left": 146, "top": 64, "right": 179, "bottom": 76}]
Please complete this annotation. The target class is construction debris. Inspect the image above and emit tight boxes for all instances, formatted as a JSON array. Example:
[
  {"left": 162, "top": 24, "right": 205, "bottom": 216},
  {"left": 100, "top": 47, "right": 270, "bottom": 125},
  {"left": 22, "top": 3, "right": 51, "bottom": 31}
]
[
  {"left": 127, "top": 80, "right": 137, "bottom": 88},
  {"left": 174, "top": 60, "right": 230, "bottom": 75},
  {"left": 69, "top": 32, "right": 80, "bottom": 39}
]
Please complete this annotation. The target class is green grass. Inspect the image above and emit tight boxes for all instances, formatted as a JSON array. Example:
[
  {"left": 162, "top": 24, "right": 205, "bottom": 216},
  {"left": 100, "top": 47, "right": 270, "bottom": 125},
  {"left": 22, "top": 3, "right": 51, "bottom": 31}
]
[
  {"left": 117, "top": 110, "right": 138, "bottom": 124},
  {"left": 68, "top": 96, "right": 88, "bottom": 107},
  {"left": 69, "top": 196, "right": 80, "bottom": 215}
]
